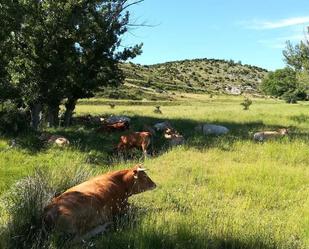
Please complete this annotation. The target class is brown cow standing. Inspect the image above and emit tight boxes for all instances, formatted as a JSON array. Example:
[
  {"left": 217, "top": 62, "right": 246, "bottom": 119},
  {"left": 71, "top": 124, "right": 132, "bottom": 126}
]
[
  {"left": 43, "top": 165, "right": 156, "bottom": 241},
  {"left": 97, "top": 121, "right": 130, "bottom": 133},
  {"left": 117, "top": 132, "right": 152, "bottom": 157}
]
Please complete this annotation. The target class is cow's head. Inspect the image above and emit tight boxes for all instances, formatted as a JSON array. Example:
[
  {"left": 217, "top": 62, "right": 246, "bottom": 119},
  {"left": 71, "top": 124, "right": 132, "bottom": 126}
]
[
  {"left": 194, "top": 124, "right": 203, "bottom": 132},
  {"left": 39, "top": 132, "right": 51, "bottom": 141},
  {"left": 130, "top": 164, "right": 156, "bottom": 195},
  {"left": 164, "top": 128, "right": 180, "bottom": 139},
  {"left": 278, "top": 128, "right": 289, "bottom": 135}
]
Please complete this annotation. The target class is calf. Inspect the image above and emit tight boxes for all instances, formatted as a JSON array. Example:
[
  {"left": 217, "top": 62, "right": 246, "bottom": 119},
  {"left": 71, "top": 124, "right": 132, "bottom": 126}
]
[
  {"left": 164, "top": 128, "right": 185, "bottom": 147},
  {"left": 97, "top": 121, "right": 129, "bottom": 132},
  {"left": 39, "top": 132, "right": 70, "bottom": 147},
  {"left": 253, "top": 128, "right": 288, "bottom": 142},
  {"left": 43, "top": 165, "right": 156, "bottom": 241},
  {"left": 117, "top": 132, "right": 152, "bottom": 156}
]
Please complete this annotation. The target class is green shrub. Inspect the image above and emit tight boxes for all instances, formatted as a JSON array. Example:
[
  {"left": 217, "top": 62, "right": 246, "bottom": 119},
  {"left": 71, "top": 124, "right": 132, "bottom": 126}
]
[
  {"left": 153, "top": 106, "right": 162, "bottom": 114},
  {"left": 109, "top": 103, "right": 116, "bottom": 109},
  {"left": 282, "top": 91, "right": 298, "bottom": 103},
  {"left": 240, "top": 98, "right": 252, "bottom": 110}
]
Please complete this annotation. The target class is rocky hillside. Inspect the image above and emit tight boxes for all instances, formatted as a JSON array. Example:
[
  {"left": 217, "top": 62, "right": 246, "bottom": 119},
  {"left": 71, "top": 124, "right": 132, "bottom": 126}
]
[{"left": 97, "top": 58, "right": 268, "bottom": 100}]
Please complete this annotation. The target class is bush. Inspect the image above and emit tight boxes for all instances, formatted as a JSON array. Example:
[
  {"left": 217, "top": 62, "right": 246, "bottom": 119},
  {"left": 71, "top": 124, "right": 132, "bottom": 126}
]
[
  {"left": 281, "top": 88, "right": 307, "bottom": 103},
  {"left": 282, "top": 91, "right": 298, "bottom": 103},
  {"left": 1, "top": 169, "right": 53, "bottom": 249},
  {"left": 109, "top": 103, "right": 116, "bottom": 109},
  {"left": 153, "top": 106, "right": 162, "bottom": 114},
  {"left": 240, "top": 98, "right": 252, "bottom": 110}
]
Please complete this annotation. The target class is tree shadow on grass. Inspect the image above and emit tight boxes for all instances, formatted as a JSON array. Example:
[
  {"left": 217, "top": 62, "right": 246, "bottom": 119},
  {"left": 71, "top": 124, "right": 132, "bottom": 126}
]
[
  {"left": 2, "top": 114, "right": 302, "bottom": 165},
  {"left": 58, "top": 116, "right": 268, "bottom": 162},
  {"left": 63, "top": 114, "right": 303, "bottom": 167}
]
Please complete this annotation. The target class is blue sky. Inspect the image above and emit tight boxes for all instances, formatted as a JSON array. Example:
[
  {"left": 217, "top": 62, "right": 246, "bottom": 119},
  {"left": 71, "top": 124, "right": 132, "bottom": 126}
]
[{"left": 123, "top": 0, "right": 309, "bottom": 71}]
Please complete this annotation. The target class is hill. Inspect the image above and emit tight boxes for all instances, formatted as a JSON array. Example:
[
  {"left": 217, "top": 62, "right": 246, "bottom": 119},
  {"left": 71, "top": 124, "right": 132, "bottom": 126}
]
[{"left": 97, "top": 58, "right": 268, "bottom": 100}]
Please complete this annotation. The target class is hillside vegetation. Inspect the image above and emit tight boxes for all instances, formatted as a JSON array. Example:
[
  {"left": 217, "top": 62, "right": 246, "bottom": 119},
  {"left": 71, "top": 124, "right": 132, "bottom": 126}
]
[{"left": 98, "top": 59, "right": 268, "bottom": 100}]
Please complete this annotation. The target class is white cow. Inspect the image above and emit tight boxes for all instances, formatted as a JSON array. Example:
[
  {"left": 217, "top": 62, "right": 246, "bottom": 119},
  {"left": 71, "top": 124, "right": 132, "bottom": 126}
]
[
  {"left": 195, "top": 124, "right": 229, "bottom": 135},
  {"left": 104, "top": 115, "right": 131, "bottom": 124},
  {"left": 153, "top": 121, "right": 172, "bottom": 131}
]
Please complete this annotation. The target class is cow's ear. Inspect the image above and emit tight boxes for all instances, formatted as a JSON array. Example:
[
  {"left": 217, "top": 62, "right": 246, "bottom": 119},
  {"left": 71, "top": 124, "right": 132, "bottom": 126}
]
[{"left": 133, "top": 170, "right": 138, "bottom": 179}]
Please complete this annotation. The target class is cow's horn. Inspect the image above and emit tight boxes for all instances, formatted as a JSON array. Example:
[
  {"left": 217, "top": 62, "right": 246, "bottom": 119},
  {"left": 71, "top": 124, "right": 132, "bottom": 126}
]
[{"left": 137, "top": 167, "right": 147, "bottom": 172}]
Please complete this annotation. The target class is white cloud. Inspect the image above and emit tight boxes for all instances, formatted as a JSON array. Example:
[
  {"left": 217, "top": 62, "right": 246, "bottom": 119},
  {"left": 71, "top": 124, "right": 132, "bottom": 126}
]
[
  {"left": 244, "top": 16, "right": 309, "bottom": 30},
  {"left": 258, "top": 34, "right": 306, "bottom": 49}
]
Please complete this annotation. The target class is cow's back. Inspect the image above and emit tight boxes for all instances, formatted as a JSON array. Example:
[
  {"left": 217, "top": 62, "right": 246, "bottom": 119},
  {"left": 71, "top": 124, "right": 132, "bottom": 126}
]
[
  {"left": 44, "top": 174, "right": 126, "bottom": 234},
  {"left": 203, "top": 125, "right": 228, "bottom": 135}
]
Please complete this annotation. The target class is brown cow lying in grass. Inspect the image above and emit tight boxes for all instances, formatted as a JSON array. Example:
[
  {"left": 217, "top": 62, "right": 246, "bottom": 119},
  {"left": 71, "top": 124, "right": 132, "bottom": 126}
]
[
  {"left": 97, "top": 121, "right": 130, "bottom": 133},
  {"left": 253, "top": 128, "right": 289, "bottom": 142},
  {"left": 164, "top": 128, "right": 185, "bottom": 147},
  {"left": 117, "top": 132, "right": 152, "bottom": 157},
  {"left": 43, "top": 165, "right": 156, "bottom": 242},
  {"left": 39, "top": 132, "right": 70, "bottom": 147}
]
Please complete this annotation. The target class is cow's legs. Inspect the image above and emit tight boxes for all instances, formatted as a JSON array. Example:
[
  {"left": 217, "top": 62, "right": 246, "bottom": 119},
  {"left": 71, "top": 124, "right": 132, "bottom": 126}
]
[
  {"left": 143, "top": 149, "right": 148, "bottom": 158},
  {"left": 141, "top": 142, "right": 150, "bottom": 158},
  {"left": 141, "top": 145, "right": 148, "bottom": 158},
  {"left": 72, "top": 222, "right": 112, "bottom": 243}
]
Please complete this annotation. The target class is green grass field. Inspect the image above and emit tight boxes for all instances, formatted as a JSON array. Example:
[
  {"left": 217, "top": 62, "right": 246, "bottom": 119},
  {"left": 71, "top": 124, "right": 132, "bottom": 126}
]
[{"left": 0, "top": 95, "right": 308, "bottom": 249}]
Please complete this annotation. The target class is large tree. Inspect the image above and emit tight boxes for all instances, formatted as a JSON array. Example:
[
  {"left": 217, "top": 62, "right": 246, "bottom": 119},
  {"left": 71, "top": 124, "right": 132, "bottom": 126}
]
[
  {"left": 0, "top": 0, "right": 22, "bottom": 103},
  {"left": 261, "top": 68, "right": 298, "bottom": 98},
  {"left": 283, "top": 40, "right": 309, "bottom": 71},
  {"left": 282, "top": 38, "right": 309, "bottom": 99},
  {"left": 2, "top": 0, "right": 143, "bottom": 129},
  {"left": 261, "top": 32, "right": 309, "bottom": 103},
  {"left": 61, "top": 0, "right": 143, "bottom": 126}
]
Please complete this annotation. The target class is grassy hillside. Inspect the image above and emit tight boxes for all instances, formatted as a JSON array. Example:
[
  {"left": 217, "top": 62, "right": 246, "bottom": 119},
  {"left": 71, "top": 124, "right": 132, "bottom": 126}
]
[
  {"left": 0, "top": 95, "right": 308, "bottom": 249},
  {"left": 97, "top": 59, "right": 268, "bottom": 100}
]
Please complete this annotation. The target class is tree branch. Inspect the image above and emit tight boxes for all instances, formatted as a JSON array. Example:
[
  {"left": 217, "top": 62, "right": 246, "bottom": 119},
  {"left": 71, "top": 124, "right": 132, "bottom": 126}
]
[{"left": 122, "top": 0, "right": 144, "bottom": 12}]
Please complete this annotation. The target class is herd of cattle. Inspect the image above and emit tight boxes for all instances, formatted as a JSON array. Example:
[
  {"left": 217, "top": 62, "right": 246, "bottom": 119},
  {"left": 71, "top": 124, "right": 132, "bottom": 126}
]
[
  {"left": 39, "top": 115, "right": 289, "bottom": 153},
  {"left": 38, "top": 115, "right": 289, "bottom": 242}
]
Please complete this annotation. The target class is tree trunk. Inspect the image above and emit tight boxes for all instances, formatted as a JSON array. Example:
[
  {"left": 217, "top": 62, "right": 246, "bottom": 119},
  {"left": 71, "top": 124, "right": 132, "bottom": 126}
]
[
  {"left": 64, "top": 97, "right": 77, "bottom": 127},
  {"left": 30, "top": 103, "right": 42, "bottom": 131},
  {"left": 47, "top": 105, "right": 60, "bottom": 128}
]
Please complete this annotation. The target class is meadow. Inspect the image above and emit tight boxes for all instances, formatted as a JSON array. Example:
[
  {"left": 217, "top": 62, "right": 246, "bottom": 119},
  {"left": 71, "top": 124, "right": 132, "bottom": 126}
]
[{"left": 0, "top": 94, "right": 308, "bottom": 249}]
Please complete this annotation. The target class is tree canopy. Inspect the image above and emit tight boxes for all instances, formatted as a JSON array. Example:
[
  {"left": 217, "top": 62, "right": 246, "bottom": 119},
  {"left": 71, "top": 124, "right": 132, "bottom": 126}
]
[{"left": 0, "top": 0, "right": 143, "bottom": 130}]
